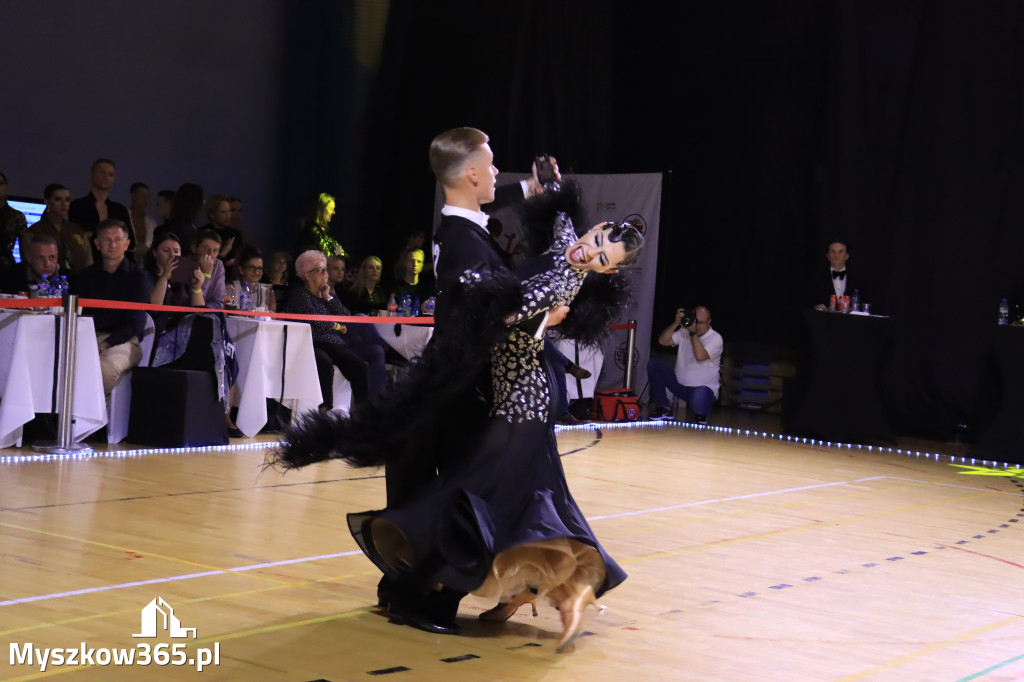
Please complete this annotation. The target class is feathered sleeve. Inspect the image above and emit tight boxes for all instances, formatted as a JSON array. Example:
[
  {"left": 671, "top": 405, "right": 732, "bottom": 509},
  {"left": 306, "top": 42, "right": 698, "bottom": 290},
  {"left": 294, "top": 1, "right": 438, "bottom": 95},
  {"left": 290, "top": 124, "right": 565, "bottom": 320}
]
[{"left": 517, "top": 180, "right": 585, "bottom": 258}]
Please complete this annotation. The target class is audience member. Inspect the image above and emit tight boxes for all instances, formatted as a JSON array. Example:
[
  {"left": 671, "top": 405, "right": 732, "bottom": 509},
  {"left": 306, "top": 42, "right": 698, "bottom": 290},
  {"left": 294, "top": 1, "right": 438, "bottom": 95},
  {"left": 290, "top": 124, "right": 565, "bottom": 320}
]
[
  {"left": 228, "top": 197, "right": 244, "bottom": 230},
  {"left": 231, "top": 247, "right": 276, "bottom": 312},
  {"left": 20, "top": 183, "right": 93, "bottom": 273},
  {"left": 287, "top": 250, "right": 387, "bottom": 408},
  {"left": 545, "top": 342, "right": 592, "bottom": 425},
  {"left": 71, "top": 219, "right": 148, "bottom": 396},
  {"left": 297, "top": 192, "right": 345, "bottom": 257},
  {"left": 393, "top": 228, "right": 431, "bottom": 281},
  {"left": 647, "top": 306, "right": 723, "bottom": 424},
  {"left": 154, "top": 182, "right": 203, "bottom": 247},
  {"left": 0, "top": 234, "right": 61, "bottom": 295},
  {"left": 129, "top": 182, "right": 157, "bottom": 256},
  {"left": 68, "top": 159, "right": 135, "bottom": 250},
  {"left": 341, "top": 255, "right": 387, "bottom": 314},
  {"left": 327, "top": 254, "right": 347, "bottom": 297},
  {"left": 0, "top": 171, "right": 28, "bottom": 268},
  {"left": 201, "top": 195, "right": 245, "bottom": 277},
  {"left": 144, "top": 231, "right": 241, "bottom": 437},
  {"left": 389, "top": 248, "right": 433, "bottom": 307},
  {"left": 145, "top": 232, "right": 206, "bottom": 308},
  {"left": 264, "top": 250, "right": 293, "bottom": 312},
  {"left": 170, "top": 230, "right": 226, "bottom": 309},
  {"left": 155, "top": 189, "right": 176, "bottom": 227}
]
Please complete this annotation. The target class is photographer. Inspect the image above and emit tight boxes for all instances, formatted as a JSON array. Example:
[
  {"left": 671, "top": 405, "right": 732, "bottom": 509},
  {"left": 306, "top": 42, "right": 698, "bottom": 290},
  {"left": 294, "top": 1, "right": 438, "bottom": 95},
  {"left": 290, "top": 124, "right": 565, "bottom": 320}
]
[{"left": 647, "top": 305, "right": 723, "bottom": 424}]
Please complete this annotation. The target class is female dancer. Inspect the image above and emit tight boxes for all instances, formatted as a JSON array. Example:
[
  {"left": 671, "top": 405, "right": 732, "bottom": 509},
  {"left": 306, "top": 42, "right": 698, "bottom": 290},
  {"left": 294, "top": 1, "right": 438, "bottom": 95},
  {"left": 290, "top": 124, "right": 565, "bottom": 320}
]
[{"left": 271, "top": 183, "right": 642, "bottom": 650}]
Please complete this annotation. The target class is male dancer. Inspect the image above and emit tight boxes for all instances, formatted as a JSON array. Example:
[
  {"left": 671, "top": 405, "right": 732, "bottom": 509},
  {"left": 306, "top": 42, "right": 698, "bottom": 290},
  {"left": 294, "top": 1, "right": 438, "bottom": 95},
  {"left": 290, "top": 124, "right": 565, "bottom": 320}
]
[{"left": 380, "top": 127, "right": 562, "bottom": 634}]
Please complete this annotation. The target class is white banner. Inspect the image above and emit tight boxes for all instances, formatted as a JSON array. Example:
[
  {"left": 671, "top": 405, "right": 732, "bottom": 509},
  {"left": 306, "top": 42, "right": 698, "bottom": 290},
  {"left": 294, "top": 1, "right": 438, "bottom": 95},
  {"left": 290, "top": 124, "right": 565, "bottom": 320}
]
[{"left": 434, "top": 172, "right": 662, "bottom": 398}]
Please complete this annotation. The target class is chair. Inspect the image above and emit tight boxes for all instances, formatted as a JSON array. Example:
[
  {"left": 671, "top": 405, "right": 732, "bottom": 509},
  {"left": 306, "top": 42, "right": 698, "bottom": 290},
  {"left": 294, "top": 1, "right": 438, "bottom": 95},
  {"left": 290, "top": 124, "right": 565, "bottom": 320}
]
[{"left": 106, "top": 314, "right": 155, "bottom": 443}]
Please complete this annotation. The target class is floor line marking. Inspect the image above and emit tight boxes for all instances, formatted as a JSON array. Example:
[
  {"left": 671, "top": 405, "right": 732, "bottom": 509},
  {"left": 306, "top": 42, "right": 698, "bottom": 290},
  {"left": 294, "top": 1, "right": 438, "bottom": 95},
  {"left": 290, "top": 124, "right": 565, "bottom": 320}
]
[
  {"left": 955, "top": 652, "right": 1024, "bottom": 682},
  {"left": 588, "top": 477, "right": 886, "bottom": 520},
  {"left": 0, "top": 551, "right": 362, "bottom": 607}
]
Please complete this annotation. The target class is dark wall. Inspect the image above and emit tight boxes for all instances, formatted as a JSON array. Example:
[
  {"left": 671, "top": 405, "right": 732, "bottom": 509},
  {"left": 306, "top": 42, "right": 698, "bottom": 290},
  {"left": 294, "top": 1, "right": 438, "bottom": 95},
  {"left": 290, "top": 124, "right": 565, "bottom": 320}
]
[{"left": 1, "top": 0, "right": 285, "bottom": 245}]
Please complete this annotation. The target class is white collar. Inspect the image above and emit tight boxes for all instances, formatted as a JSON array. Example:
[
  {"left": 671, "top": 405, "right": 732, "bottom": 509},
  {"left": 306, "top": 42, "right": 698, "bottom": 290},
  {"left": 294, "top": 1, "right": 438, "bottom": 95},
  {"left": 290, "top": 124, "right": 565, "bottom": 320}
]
[{"left": 441, "top": 204, "right": 490, "bottom": 230}]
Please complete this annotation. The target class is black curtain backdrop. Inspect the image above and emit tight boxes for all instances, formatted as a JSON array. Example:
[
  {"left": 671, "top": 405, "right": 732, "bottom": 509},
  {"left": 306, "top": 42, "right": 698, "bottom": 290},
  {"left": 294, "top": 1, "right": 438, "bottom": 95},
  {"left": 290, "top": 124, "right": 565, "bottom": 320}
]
[{"left": 271, "top": 0, "right": 1024, "bottom": 442}]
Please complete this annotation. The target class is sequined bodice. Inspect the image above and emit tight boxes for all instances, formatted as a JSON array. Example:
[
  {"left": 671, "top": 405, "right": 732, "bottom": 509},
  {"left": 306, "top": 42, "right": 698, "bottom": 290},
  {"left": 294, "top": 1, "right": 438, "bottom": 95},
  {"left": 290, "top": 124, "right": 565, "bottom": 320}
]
[{"left": 492, "top": 212, "right": 586, "bottom": 423}]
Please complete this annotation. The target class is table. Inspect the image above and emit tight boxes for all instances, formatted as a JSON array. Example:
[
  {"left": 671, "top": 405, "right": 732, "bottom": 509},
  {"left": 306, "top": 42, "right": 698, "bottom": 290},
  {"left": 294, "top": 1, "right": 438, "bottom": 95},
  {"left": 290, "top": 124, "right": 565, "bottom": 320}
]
[
  {"left": 226, "top": 317, "right": 323, "bottom": 437},
  {"left": 786, "top": 309, "right": 894, "bottom": 444},
  {"left": 376, "top": 321, "right": 433, "bottom": 360},
  {"left": 970, "top": 325, "right": 1024, "bottom": 464},
  {"left": 0, "top": 311, "right": 106, "bottom": 448}
]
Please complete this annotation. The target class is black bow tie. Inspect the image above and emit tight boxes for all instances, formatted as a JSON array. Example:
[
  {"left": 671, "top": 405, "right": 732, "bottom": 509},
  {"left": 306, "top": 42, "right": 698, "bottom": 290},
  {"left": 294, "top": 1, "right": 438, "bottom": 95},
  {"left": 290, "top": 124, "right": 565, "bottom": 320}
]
[{"left": 832, "top": 270, "right": 846, "bottom": 280}]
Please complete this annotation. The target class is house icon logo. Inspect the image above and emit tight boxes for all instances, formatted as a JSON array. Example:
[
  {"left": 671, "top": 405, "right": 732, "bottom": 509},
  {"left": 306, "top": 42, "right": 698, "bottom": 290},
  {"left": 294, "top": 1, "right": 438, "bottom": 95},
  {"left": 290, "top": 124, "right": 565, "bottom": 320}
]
[{"left": 132, "top": 597, "right": 197, "bottom": 639}]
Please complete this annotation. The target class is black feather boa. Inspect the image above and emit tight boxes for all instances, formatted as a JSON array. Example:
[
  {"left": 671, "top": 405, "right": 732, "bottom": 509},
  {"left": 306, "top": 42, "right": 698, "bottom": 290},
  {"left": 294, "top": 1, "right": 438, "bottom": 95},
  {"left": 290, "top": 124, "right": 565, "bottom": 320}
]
[
  {"left": 517, "top": 179, "right": 586, "bottom": 255},
  {"left": 266, "top": 267, "right": 524, "bottom": 471}
]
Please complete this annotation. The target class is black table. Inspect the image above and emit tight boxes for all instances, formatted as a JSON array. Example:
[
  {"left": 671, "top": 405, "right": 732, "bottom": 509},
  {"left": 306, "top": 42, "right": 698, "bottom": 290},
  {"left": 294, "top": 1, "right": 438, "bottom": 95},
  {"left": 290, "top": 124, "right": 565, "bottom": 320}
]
[
  {"left": 787, "top": 309, "right": 894, "bottom": 444},
  {"left": 970, "top": 325, "right": 1024, "bottom": 464}
]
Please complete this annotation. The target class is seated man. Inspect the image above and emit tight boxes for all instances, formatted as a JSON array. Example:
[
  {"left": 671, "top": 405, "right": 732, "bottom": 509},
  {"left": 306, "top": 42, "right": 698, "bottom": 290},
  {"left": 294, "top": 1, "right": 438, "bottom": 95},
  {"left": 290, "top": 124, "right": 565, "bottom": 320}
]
[
  {"left": 71, "top": 219, "right": 149, "bottom": 396},
  {"left": 171, "top": 229, "right": 226, "bottom": 309},
  {"left": 389, "top": 247, "right": 434, "bottom": 310},
  {"left": 647, "top": 306, "right": 723, "bottom": 424},
  {"left": 0, "top": 233, "right": 62, "bottom": 294}
]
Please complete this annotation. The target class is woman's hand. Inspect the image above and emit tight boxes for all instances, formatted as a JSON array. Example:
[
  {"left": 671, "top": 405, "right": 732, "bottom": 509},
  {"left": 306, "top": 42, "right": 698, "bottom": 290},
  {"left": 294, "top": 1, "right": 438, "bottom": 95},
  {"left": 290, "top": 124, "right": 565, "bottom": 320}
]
[
  {"left": 318, "top": 283, "right": 332, "bottom": 300},
  {"left": 157, "top": 256, "right": 180, "bottom": 280}
]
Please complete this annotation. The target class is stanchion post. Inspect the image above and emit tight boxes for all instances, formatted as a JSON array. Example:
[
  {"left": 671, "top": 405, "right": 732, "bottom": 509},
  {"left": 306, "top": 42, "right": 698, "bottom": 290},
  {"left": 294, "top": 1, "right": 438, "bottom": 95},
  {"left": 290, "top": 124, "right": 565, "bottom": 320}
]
[
  {"left": 624, "top": 319, "right": 637, "bottom": 390},
  {"left": 32, "top": 293, "right": 91, "bottom": 454}
]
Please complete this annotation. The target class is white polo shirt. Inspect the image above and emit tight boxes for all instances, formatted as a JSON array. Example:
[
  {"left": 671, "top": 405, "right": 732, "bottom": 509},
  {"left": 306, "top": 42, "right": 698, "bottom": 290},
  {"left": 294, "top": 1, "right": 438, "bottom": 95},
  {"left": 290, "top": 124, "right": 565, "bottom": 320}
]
[{"left": 671, "top": 327, "right": 724, "bottom": 398}]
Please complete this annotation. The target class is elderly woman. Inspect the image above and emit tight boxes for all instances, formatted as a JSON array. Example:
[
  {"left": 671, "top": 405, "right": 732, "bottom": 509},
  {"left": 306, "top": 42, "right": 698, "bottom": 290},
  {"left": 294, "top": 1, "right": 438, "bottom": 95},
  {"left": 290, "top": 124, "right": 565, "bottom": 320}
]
[{"left": 286, "top": 249, "right": 387, "bottom": 408}]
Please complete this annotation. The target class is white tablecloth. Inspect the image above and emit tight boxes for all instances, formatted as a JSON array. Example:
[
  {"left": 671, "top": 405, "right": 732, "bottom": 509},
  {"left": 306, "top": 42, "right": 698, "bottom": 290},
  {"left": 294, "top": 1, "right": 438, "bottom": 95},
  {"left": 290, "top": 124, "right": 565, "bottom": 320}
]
[
  {"left": 376, "top": 321, "right": 433, "bottom": 360},
  {"left": 226, "top": 317, "right": 323, "bottom": 437},
  {"left": 0, "top": 311, "right": 106, "bottom": 448}
]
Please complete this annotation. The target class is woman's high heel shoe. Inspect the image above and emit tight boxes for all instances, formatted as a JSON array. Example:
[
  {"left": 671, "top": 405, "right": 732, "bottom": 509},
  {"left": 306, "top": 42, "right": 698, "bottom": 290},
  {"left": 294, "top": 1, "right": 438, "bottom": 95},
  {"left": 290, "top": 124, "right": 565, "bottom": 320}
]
[
  {"left": 554, "top": 585, "right": 602, "bottom": 652},
  {"left": 479, "top": 590, "right": 538, "bottom": 622}
]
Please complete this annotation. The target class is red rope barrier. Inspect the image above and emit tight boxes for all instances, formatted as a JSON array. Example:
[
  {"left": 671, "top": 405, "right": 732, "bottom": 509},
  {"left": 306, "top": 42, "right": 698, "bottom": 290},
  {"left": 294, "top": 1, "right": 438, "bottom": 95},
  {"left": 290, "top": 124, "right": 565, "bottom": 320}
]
[
  {"left": 0, "top": 297, "right": 433, "bottom": 326},
  {"left": 608, "top": 322, "right": 637, "bottom": 331}
]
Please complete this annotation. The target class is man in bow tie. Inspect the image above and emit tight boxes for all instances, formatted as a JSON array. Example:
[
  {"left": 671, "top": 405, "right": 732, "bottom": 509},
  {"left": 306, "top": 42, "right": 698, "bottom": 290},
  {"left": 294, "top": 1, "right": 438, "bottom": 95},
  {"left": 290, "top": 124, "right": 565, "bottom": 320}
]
[{"left": 811, "top": 239, "right": 855, "bottom": 310}]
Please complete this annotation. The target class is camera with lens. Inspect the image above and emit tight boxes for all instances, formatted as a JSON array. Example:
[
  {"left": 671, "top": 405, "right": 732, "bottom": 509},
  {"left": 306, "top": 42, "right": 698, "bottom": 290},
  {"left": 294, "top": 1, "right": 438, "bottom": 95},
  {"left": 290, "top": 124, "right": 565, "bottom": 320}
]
[{"left": 679, "top": 308, "right": 697, "bottom": 328}]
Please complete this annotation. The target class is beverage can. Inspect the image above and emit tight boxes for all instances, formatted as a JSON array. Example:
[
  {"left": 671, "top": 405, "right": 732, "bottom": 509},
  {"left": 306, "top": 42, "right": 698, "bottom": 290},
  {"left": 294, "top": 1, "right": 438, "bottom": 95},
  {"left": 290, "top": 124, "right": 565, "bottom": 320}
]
[{"left": 829, "top": 294, "right": 836, "bottom": 311}]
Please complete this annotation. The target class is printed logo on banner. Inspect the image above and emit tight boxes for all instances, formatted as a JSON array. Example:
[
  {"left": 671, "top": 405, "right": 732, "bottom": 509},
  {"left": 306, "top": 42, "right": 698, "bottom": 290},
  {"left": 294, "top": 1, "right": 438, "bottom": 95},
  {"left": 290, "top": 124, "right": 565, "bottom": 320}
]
[{"left": 614, "top": 342, "right": 639, "bottom": 371}]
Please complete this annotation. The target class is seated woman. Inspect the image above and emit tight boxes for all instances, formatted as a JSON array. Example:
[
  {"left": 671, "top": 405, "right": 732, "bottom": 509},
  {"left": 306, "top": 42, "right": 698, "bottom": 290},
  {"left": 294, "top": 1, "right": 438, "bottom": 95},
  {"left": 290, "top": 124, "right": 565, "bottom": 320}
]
[
  {"left": 145, "top": 232, "right": 241, "bottom": 437},
  {"left": 341, "top": 255, "right": 387, "bottom": 314},
  {"left": 263, "top": 250, "right": 293, "bottom": 311},
  {"left": 228, "top": 246, "right": 276, "bottom": 312},
  {"left": 286, "top": 250, "right": 388, "bottom": 409}
]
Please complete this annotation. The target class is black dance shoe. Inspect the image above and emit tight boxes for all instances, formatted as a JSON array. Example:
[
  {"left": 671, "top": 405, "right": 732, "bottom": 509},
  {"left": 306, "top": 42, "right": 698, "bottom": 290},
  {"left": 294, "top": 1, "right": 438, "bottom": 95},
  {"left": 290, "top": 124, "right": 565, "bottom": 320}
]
[{"left": 387, "top": 600, "right": 461, "bottom": 635}]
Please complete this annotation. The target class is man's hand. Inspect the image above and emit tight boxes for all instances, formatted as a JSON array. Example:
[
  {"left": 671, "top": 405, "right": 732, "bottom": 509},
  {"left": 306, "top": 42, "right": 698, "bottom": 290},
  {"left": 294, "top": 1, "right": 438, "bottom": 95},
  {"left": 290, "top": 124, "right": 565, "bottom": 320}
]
[
  {"left": 190, "top": 268, "right": 204, "bottom": 291},
  {"left": 674, "top": 308, "right": 692, "bottom": 330},
  {"left": 547, "top": 305, "right": 571, "bottom": 327},
  {"left": 198, "top": 253, "right": 215, "bottom": 275}
]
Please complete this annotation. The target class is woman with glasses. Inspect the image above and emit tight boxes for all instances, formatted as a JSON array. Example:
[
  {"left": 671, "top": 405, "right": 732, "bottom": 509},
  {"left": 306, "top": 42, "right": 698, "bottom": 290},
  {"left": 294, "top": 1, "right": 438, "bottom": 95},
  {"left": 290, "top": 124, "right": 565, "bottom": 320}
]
[
  {"left": 286, "top": 250, "right": 388, "bottom": 409},
  {"left": 229, "top": 246, "right": 276, "bottom": 312},
  {"left": 273, "top": 182, "right": 642, "bottom": 651}
]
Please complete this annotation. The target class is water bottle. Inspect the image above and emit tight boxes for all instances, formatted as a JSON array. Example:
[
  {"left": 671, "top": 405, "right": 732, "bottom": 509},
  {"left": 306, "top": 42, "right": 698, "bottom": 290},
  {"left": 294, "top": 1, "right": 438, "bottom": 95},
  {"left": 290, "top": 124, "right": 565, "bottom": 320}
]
[
  {"left": 387, "top": 294, "right": 398, "bottom": 317},
  {"left": 39, "top": 274, "right": 51, "bottom": 298},
  {"left": 59, "top": 276, "right": 69, "bottom": 298},
  {"left": 423, "top": 296, "right": 435, "bottom": 316},
  {"left": 851, "top": 288, "right": 860, "bottom": 312},
  {"left": 411, "top": 295, "right": 420, "bottom": 317},
  {"left": 998, "top": 298, "right": 1009, "bottom": 326},
  {"left": 239, "top": 282, "right": 251, "bottom": 312},
  {"left": 400, "top": 295, "right": 411, "bottom": 317}
]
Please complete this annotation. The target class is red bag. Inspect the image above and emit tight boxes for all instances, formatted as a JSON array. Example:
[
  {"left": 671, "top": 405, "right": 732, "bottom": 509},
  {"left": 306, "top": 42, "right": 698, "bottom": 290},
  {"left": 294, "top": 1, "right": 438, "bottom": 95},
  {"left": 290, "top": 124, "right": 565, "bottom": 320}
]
[{"left": 590, "top": 388, "right": 642, "bottom": 422}]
